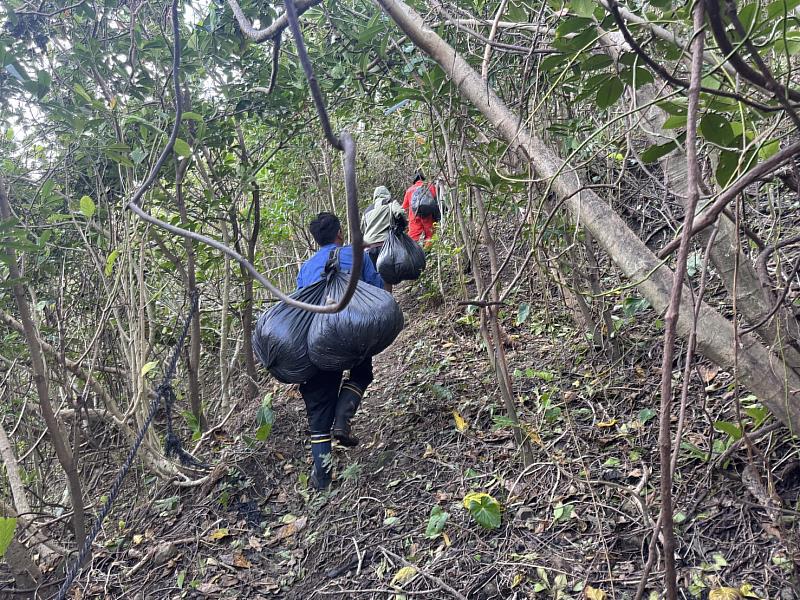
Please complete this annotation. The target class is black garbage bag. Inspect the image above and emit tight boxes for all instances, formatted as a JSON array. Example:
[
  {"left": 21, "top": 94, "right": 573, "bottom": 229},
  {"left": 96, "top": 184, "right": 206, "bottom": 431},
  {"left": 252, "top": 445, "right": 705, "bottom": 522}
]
[
  {"left": 376, "top": 225, "right": 426, "bottom": 284},
  {"left": 252, "top": 279, "right": 326, "bottom": 384},
  {"left": 308, "top": 254, "right": 404, "bottom": 372}
]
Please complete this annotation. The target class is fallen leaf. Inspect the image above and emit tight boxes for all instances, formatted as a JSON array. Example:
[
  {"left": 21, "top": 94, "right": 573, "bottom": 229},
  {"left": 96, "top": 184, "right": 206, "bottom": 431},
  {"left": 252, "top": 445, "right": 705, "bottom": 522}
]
[
  {"left": 698, "top": 364, "right": 720, "bottom": 383},
  {"left": 247, "top": 536, "right": 263, "bottom": 551},
  {"left": 453, "top": 410, "right": 468, "bottom": 433},
  {"left": 423, "top": 443, "right": 435, "bottom": 458},
  {"left": 511, "top": 573, "right": 525, "bottom": 588},
  {"left": 596, "top": 419, "right": 618, "bottom": 428},
  {"left": 132, "top": 534, "right": 144, "bottom": 545},
  {"left": 208, "top": 528, "right": 230, "bottom": 541},
  {"left": 442, "top": 532, "right": 452, "bottom": 547},
  {"left": 196, "top": 582, "right": 221, "bottom": 596},
  {"left": 274, "top": 516, "right": 308, "bottom": 542},
  {"left": 391, "top": 565, "right": 418, "bottom": 587},
  {"left": 585, "top": 585, "right": 608, "bottom": 600},
  {"left": 233, "top": 552, "right": 252, "bottom": 569}
]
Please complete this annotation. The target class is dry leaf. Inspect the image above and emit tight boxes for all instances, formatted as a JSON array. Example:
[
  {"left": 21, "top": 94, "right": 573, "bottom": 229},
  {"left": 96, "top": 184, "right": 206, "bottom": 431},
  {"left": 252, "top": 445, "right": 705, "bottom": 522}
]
[
  {"left": 511, "top": 573, "right": 525, "bottom": 588},
  {"left": 274, "top": 516, "right": 308, "bottom": 542},
  {"left": 452, "top": 410, "right": 468, "bottom": 433},
  {"left": 584, "top": 585, "right": 608, "bottom": 600},
  {"left": 233, "top": 552, "right": 252, "bottom": 569},
  {"left": 423, "top": 443, "right": 435, "bottom": 458},
  {"left": 596, "top": 419, "right": 618, "bottom": 428},
  {"left": 208, "top": 528, "right": 230, "bottom": 541},
  {"left": 698, "top": 364, "right": 720, "bottom": 383},
  {"left": 247, "top": 536, "right": 263, "bottom": 551},
  {"left": 132, "top": 534, "right": 144, "bottom": 545},
  {"left": 391, "top": 565, "right": 418, "bottom": 587},
  {"left": 196, "top": 582, "right": 221, "bottom": 596},
  {"left": 442, "top": 532, "right": 452, "bottom": 547}
]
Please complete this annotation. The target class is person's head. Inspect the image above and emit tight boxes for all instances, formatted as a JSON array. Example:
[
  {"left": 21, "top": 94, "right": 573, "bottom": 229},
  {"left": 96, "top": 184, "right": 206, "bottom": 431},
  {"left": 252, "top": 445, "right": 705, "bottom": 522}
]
[
  {"left": 373, "top": 186, "right": 391, "bottom": 204},
  {"left": 413, "top": 169, "right": 425, "bottom": 183},
  {"left": 309, "top": 212, "right": 343, "bottom": 247}
]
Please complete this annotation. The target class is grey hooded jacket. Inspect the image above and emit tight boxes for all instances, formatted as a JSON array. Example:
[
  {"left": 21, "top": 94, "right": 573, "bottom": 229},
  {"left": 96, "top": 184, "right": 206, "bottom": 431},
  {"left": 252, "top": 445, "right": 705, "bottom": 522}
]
[{"left": 361, "top": 186, "right": 406, "bottom": 245}]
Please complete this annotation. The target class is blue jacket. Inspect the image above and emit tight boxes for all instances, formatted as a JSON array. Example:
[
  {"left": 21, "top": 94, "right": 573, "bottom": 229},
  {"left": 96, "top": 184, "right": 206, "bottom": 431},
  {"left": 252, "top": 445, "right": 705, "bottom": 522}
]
[{"left": 297, "top": 243, "right": 384, "bottom": 290}]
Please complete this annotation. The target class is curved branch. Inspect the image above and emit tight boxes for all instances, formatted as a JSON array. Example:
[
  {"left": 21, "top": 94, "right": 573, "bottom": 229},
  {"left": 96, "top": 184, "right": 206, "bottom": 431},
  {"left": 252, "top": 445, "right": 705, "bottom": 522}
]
[
  {"left": 606, "top": 0, "right": 787, "bottom": 113},
  {"left": 705, "top": 0, "right": 800, "bottom": 103},
  {"left": 227, "top": 0, "right": 323, "bottom": 43},
  {"left": 126, "top": 0, "right": 363, "bottom": 313}
]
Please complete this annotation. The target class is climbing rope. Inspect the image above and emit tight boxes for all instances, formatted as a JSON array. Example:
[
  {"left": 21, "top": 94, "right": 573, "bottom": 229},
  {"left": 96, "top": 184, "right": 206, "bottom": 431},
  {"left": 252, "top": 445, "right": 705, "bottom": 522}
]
[{"left": 54, "top": 291, "right": 201, "bottom": 600}]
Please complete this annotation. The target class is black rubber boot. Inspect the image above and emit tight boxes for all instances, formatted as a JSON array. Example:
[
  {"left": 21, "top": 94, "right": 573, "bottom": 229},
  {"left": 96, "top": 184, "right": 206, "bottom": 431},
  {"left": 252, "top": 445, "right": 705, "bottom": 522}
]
[
  {"left": 332, "top": 382, "right": 363, "bottom": 447},
  {"left": 310, "top": 433, "right": 332, "bottom": 491}
]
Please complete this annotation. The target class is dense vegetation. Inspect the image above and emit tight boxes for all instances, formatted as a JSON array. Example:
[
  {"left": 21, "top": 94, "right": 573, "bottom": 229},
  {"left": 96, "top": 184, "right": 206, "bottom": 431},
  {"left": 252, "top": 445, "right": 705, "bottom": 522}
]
[{"left": 2, "top": 0, "right": 800, "bottom": 597}]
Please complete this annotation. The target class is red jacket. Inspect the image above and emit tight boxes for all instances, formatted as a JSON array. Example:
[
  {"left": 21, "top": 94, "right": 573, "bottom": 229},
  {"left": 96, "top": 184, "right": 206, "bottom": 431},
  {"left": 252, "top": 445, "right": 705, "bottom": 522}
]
[{"left": 402, "top": 181, "right": 437, "bottom": 243}]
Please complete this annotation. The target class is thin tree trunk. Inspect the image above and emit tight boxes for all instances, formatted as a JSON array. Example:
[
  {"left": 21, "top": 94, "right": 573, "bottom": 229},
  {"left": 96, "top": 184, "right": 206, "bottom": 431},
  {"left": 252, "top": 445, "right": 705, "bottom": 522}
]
[{"left": 175, "top": 159, "right": 206, "bottom": 430}]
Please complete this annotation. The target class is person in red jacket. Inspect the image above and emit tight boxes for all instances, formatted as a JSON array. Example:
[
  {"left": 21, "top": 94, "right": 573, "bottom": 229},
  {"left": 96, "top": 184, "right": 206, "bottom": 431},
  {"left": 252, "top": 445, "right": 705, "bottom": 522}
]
[{"left": 402, "top": 170, "right": 437, "bottom": 247}]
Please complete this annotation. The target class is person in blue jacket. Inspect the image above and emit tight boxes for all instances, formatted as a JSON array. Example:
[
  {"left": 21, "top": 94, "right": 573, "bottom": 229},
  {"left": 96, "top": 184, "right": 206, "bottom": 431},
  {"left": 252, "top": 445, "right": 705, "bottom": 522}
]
[{"left": 297, "top": 212, "right": 384, "bottom": 491}]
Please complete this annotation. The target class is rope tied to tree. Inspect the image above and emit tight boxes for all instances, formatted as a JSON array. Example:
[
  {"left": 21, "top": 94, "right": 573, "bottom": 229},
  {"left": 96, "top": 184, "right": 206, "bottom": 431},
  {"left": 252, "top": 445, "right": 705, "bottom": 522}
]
[{"left": 54, "top": 291, "right": 201, "bottom": 600}]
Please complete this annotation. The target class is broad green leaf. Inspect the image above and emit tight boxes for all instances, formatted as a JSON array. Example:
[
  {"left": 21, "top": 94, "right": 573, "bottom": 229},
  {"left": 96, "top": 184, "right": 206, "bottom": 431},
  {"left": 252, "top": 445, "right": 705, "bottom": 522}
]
[
  {"left": 595, "top": 77, "right": 624, "bottom": 109},
  {"left": 0, "top": 517, "right": 16, "bottom": 558},
  {"left": 73, "top": 83, "right": 93, "bottom": 104},
  {"left": 713, "top": 420, "right": 743, "bottom": 441},
  {"left": 173, "top": 138, "right": 192, "bottom": 158},
  {"left": 463, "top": 492, "right": 502, "bottom": 529},
  {"left": 181, "top": 111, "right": 204, "bottom": 122},
  {"left": 516, "top": 302, "right": 530, "bottom": 325},
  {"left": 766, "top": 0, "right": 800, "bottom": 19},
  {"left": 256, "top": 393, "right": 275, "bottom": 442},
  {"left": 571, "top": 0, "right": 594, "bottom": 18},
  {"left": 638, "top": 408, "right": 657, "bottom": 424},
  {"left": 700, "top": 113, "right": 734, "bottom": 147},
  {"left": 640, "top": 140, "right": 679, "bottom": 163},
  {"left": 79, "top": 195, "right": 96, "bottom": 219},
  {"left": 662, "top": 115, "right": 687, "bottom": 130},
  {"left": 424, "top": 505, "right": 449, "bottom": 538}
]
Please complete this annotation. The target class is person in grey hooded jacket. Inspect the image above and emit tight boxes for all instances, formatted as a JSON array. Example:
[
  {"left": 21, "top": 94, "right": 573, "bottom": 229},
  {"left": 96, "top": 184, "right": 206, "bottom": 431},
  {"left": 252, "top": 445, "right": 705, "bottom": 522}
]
[{"left": 361, "top": 186, "right": 407, "bottom": 292}]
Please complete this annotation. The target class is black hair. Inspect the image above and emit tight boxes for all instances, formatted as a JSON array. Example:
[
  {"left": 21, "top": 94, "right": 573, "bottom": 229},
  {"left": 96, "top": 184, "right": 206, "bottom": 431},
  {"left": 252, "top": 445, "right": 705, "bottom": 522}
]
[
  {"left": 413, "top": 169, "right": 425, "bottom": 183},
  {"left": 309, "top": 212, "right": 341, "bottom": 246}
]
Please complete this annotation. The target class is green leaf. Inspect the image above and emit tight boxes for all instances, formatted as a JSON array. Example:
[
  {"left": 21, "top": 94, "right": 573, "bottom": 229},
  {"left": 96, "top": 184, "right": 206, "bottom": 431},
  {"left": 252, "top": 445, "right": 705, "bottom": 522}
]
[
  {"left": 516, "top": 302, "right": 531, "bottom": 325},
  {"left": 766, "top": 0, "right": 800, "bottom": 19},
  {"left": 759, "top": 139, "right": 780, "bottom": 160},
  {"left": 0, "top": 517, "right": 17, "bottom": 558},
  {"left": 463, "top": 492, "right": 502, "bottom": 530},
  {"left": 622, "top": 296, "right": 651, "bottom": 317},
  {"left": 713, "top": 420, "right": 743, "bottom": 441},
  {"left": 73, "top": 83, "right": 93, "bottom": 104},
  {"left": 552, "top": 502, "right": 574, "bottom": 524},
  {"left": 640, "top": 140, "right": 679, "bottom": 163},
  {"left": 105, "top": 249, "right": 120, "bottom": 277},
  {"left": 255, "top": 393, "right": 275, "bottom": 442},
  {"left": 595, "top": 77, "right": 624, "bottom": 109},
  {"left": 181, "top": 111, "right": 204, "bottom": 122},
  {"left": 173, "top": 138, "right": 192, "bottom": 158},
  {"left": 638, "top": 408, "right": 657, "bottom": 424},
  {"left": 571, "top": 0, "right": 595, "bottom": 18},
  {"left": 79, "top": 195, "right": 96, "bottom": 219},
  {"left": 700, "top": 113, "right": 734, "bottom": 146},
  {"left": 425, "top": 505, "right": 450, "bottom": 538},
  {"left": 662, "top": 115, "right": 687, "bottom": 130}
]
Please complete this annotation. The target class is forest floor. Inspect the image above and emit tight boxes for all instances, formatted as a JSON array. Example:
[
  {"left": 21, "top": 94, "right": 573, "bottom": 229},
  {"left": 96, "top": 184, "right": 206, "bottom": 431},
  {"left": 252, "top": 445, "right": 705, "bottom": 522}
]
[{"left": 64, "top": 282, "right": 800, "bottom": 600}]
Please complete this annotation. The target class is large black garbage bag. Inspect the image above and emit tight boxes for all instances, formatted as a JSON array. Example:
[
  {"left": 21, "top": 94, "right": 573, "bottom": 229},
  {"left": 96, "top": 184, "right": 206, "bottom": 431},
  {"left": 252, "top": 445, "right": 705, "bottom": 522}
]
[
  {"left": 252, "top": 279, "right": 326, "bottom": 384},
  {"left": 308, "top": 266, "right": 404, "bottom": 372},
  {"left": 377, "top": 226, "right": 426, "bottom": 285}
]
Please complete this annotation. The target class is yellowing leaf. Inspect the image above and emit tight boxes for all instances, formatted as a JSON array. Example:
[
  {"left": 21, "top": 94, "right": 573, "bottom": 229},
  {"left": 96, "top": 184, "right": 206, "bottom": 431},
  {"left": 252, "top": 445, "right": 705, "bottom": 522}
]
[
  {"left": 442, "top": 532, "right": 451, "bottom": 547},
  {"left": 596, "top": 419, "right": 618, "bottom": 428},
  {"left": 132, "top": 534, "right": 144, "bottom": 545},
  {"left": 391, "top": 566, "right": 418, "bottom": 587},
  {"left": 585, "top": 585, "right": 608, "bottom": 600},
  {"left": 79, "top": 195, "right": 96, "bottom": 219},
  {"left": 709, "top": 589, "right": 743, "bottom": 600},
  {"left": 140, "top": 361, "right": 159, "bottom": 377},
  {"left": 233, "top": 552, "right": 252, "bottom": 569},
  {"left": 452, "top": 410, "right": 468, "bottom": 433},
  {"left": 511, "top": 573, "right": 525, "bottom": 588},
  {"left": 209, "top": 528, "right": 230, "bottom": 541}
]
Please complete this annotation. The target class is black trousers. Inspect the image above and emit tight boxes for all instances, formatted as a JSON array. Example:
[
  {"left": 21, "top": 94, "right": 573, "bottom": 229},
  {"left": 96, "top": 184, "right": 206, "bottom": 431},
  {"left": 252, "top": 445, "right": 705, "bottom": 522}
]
[
  {"left": 367, "top": 245, "right": 381, "bottom": 269},
  {"left": 300, "top": 358, "right": 374, "bottom": 434}
]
